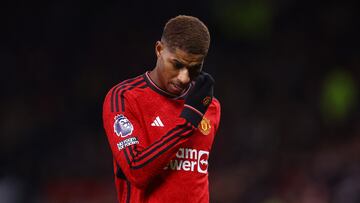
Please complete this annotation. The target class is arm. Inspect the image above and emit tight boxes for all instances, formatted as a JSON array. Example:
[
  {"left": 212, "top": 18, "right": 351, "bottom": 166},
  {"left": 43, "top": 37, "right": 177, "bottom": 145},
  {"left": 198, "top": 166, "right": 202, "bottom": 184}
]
[{"left": 103, "top": 94, "right": 194, "bottom": 189}]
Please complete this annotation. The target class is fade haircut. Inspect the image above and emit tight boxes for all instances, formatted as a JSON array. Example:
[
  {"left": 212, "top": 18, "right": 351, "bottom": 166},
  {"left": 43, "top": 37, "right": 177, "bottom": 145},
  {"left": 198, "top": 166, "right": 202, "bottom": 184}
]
[{"left": 161, "top": 15, "right": 210, "bottom": 56}]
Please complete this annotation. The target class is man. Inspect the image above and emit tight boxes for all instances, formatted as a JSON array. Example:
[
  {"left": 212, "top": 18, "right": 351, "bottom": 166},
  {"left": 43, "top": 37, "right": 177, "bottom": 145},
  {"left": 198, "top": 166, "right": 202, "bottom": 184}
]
[{"left": 102, "top": 15, "right": 221, "bottom": 203}]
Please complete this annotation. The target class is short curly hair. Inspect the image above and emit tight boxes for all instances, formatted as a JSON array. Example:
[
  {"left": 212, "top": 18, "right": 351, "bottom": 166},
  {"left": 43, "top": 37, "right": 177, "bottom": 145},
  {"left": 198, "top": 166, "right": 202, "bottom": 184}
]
[{"left": 161, "top": 15, "right": 210, "bottom": 56}]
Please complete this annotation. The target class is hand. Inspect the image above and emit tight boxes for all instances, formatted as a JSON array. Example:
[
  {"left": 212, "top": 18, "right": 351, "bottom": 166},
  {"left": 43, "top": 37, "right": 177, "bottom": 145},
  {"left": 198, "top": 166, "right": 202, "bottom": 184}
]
[{"left": 180, "top": 71, "right": 214, "bottom": 127}]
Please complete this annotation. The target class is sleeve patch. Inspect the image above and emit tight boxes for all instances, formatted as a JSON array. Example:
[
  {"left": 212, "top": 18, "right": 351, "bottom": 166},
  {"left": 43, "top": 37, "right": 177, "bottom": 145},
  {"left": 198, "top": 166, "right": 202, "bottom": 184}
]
[
  {"left": 114, "top": 114, "right": 134, "bottom": 137},
  {"left": 117, "top": 137, "right": 139, "bottom": 151}
]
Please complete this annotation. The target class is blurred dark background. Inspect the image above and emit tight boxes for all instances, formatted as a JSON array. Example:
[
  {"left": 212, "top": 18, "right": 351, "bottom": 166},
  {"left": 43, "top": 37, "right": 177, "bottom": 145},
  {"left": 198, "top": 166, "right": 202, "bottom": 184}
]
[{"left": 1, "top": 0, "right": 360, "bottom": 202}]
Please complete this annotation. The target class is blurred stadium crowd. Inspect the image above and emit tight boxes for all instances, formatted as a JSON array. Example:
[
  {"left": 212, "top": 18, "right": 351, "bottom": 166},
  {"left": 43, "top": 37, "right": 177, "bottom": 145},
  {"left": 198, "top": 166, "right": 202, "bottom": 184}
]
[{"left": 1, "top": 0, "right": 359, "bottom": 202}]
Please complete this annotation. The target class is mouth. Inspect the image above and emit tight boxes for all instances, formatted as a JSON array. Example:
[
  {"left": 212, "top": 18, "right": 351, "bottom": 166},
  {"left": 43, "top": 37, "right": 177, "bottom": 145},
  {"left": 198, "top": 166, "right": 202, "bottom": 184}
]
[{"left": 169, "top": 82, "right": 186, "bottom": 95}]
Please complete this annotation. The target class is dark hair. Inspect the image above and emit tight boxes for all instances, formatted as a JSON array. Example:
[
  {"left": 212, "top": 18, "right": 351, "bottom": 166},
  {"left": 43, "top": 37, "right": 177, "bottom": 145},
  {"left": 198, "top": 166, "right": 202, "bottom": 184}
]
[{"left": 161, "top": 15, "right": 210, "bottom": 55}]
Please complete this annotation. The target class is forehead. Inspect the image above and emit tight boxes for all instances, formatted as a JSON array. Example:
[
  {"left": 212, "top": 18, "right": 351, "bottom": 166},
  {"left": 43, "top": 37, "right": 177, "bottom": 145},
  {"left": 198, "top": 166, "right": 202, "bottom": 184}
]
[{"left": 166, "top": 47, "right": 205, "bottom": 65}]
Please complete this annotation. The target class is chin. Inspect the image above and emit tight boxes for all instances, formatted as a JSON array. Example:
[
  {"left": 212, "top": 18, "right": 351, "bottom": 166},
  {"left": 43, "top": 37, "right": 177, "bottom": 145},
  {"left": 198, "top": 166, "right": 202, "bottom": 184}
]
[
  {"left": 169, "top": 90, "right": 182, "bottom": 96},
  {"left": 166, "top": 87, "right": 182, "bottom": 96}
]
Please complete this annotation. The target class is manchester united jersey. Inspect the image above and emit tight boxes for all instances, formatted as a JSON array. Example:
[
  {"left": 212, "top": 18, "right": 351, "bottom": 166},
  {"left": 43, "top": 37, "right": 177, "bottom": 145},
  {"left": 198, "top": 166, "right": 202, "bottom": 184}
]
[{"left": 102, "top": 71, "right": 221, "bottom": 203}]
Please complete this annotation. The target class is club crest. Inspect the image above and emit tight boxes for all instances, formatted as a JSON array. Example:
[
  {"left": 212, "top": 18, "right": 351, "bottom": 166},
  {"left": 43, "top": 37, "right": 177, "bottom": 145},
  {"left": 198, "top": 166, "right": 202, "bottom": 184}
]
[
  {"left": 113, "top": 114, "right": 134, "bottom": 137},
  {"left": 199, "top": 116, "right": 211, "bottom": 135}
]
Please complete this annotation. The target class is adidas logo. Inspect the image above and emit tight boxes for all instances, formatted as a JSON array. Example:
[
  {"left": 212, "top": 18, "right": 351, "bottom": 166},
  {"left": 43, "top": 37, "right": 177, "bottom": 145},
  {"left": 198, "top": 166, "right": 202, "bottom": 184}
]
[{"left": 151, "top": 116, "right": 164, "bottom": 127}]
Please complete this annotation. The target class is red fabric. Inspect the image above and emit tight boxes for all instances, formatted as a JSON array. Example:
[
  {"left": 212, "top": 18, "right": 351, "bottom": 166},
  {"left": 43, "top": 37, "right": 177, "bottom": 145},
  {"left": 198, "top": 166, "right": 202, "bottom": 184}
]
[{"left": 102, "top": 72, "right": 221, "bottom": 203}]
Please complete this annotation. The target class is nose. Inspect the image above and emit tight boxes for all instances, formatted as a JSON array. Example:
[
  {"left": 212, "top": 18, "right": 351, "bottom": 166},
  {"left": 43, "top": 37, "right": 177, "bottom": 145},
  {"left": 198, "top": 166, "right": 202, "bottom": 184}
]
[{"left": 177, "top": 68, "right": 191, "bottom": 85}]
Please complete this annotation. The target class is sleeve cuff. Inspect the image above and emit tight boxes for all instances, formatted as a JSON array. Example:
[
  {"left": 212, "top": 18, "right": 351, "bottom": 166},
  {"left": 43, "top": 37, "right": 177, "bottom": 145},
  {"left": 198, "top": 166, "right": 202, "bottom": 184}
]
[{"left": 180, "top": 105, "right": 203, "bottom": 127}]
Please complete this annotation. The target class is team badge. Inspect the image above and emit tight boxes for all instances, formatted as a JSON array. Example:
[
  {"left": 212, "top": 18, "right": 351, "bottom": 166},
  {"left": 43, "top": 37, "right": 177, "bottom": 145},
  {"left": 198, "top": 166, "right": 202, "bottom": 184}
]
[
  {"left": 114, "top": 114, "right": 134, "bottom": 137},
  {"left": 199, "top": 117, "right": 211, "bottom": 135}
]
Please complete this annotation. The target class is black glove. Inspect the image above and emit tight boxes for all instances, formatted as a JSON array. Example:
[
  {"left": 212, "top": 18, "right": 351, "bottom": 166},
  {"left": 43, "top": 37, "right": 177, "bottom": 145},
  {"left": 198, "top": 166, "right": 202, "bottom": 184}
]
[{"left": 180, "top": 72, "right": 214, "bottom": 127}]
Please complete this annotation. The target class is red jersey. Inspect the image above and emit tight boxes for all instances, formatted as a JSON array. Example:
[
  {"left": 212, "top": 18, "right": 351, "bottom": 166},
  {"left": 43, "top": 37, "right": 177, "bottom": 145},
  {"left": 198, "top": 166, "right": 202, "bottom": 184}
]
[{"left": 102, "top": 71, "right": 221, "bottom": 203}]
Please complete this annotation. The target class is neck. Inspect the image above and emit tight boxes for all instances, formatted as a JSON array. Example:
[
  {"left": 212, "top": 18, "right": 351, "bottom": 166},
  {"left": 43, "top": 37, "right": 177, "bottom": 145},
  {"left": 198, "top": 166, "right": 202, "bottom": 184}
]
[{"left": 148, "top": 69, "right": 162, "bottom": 88}]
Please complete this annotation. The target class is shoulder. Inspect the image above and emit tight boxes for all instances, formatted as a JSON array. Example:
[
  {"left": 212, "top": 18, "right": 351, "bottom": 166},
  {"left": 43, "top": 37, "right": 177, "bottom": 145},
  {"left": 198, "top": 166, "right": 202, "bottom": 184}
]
[
  {"left": 211, "top": 97, "right": 221, "bottom": 112},
  {"left": 205, "top": 97, "right": 221, "bottom": 132},
  {"left": 206, "top": 97, "right": 221, "bottom": 118},
  {"left": 105, "top": 74, "right": 148, "bottom": 100},
  {"left": 103, "top": 74, "right": 149, "bottom": 112},
  {"left": 210, "top": 97, "right": 221, "bottom": 121}
]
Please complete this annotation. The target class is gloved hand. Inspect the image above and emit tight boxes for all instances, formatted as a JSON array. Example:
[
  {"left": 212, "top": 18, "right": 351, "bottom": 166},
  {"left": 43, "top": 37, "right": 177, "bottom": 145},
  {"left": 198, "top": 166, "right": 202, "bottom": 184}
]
[{"left": 180, "top": 71, "right": 214, "bottom": 127}]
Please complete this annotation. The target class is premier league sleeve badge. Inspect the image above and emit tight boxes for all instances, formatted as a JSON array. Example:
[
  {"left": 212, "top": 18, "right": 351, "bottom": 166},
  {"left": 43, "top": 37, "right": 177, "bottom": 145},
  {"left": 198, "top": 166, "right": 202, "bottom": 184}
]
[{"left": 113, "top": 114, "right": 134, "bottom": 137}]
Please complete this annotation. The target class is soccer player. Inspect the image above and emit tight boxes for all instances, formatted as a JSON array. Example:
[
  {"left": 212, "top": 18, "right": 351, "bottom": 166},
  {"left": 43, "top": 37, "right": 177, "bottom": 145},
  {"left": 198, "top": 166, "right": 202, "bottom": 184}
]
[{"left": 102, "top": 15, "right": 221, "bottom": 203}]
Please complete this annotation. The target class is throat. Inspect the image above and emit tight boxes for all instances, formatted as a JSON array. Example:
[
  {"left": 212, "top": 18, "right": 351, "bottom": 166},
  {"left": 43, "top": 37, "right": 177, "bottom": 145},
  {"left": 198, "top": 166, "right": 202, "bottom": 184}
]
[{"left": 148, "top": 70, "right": 162, "bottom": 88}]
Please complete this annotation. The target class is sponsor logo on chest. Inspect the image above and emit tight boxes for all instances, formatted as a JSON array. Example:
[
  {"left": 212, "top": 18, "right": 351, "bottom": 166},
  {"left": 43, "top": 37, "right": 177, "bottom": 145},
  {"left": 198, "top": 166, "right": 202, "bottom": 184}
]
[{"left": 164, "top": 148, "right": 209, "bottom": 174}]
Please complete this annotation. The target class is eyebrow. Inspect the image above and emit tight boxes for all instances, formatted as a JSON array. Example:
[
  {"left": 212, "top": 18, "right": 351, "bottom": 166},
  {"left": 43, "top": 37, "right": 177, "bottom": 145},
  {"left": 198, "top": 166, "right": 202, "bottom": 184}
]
[
  {"left": 173, "top": 59, "right": 184, "bottom": 66},
  {"left": 172, "top": 59, "right": 201, "bottom": 69}
]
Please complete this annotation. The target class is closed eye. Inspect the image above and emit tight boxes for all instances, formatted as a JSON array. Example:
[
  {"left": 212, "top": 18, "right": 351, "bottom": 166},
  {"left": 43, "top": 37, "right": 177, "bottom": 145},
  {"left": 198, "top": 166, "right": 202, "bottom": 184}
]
[{"left": 173, "top": 60, "right": 184, "bottom": 69}]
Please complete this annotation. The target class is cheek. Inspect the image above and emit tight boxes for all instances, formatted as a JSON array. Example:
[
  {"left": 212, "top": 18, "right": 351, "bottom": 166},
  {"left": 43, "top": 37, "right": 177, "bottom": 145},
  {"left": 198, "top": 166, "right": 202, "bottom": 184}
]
[
  {"left": 156, "top": 62, "right": 171, "bottom": 86},
  {"left": 161, "top": 61, "right": 177, "bottom": 78},
  {"left": 162, "top": 59, "right": 173, "bottom": 70},
  {"left": 159, "top": 58, "right": 171, "bottom": 73}
]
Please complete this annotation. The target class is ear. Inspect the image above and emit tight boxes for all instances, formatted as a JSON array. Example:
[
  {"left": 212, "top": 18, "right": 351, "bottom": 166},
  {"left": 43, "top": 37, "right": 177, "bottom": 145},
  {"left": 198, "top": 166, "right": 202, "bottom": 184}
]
[{"left": 155, "top": 41, "right": 163, "bottom": 57}]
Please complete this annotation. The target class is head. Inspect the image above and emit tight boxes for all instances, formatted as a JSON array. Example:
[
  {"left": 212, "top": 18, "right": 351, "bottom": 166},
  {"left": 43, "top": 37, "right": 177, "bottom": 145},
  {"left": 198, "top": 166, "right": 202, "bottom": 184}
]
[{"left": 150, "top": 15, "right": 211, "bottom": 96}]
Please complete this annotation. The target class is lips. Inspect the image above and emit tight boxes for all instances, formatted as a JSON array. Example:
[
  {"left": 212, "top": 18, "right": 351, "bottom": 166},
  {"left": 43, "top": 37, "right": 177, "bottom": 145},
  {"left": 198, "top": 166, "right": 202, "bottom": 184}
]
[{"left": 169, "top": 82, "right": 185, "bottom": 94}]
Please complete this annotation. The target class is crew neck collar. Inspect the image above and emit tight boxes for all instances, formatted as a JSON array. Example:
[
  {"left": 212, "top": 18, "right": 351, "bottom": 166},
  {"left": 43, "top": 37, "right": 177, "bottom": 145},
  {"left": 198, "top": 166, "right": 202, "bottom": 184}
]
[{"left": 143, "top": 71, "right": 192, "bottom": 100}]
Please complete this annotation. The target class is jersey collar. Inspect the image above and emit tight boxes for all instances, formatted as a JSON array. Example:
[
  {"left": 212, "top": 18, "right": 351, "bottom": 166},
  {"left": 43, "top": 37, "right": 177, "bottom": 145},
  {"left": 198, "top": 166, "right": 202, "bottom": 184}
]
[{"left": 143, "top": 71, "right": 192, "bottom": 100}]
